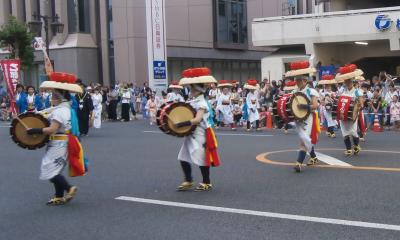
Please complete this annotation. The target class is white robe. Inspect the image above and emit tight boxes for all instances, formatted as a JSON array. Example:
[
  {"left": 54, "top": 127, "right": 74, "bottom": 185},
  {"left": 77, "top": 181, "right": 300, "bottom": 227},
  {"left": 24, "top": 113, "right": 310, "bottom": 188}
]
[
  {"left": 246, "top": 92, "right": 260, "bottom": 123},
  {"left": 92, "top": 93, "right": 103, "bottom": 128},
  {"left": 339, "top": 87, "right": 362, "bottom": 138},
  {"left": 40, "top": 102, "right": 71, "bottom": 180},
  {"left": 166, "top": 92, "right": 184, "bottom": 103},
  {"left": 217, "top": 93, "right": 233, "bottom": 124},
  {"left": 294, "top": 87, "right": 319, "bottom": 152},
  {"left": 178, "top": 95, "right": 210, "bottom": 166}
]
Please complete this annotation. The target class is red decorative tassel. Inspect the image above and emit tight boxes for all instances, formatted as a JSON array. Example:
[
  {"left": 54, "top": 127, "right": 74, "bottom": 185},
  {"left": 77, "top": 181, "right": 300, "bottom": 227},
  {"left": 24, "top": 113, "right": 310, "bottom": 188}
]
[
  {"left": 338, "top": 64, "right": 357, "bottom": 74},
  {"left": 205, "top": 128, "right": 220, "bottom": 167},
  {"left": 290, "top": 61, "right": 310, "bottom": 70},
  {"left": 67, "top": 134, "right": 85, "bottom": 177},
  {"left": 311, "top": 112, "right": 319, "bottom": 145},
  {"left": 358, "top": 111, "right": 366, "bottom": 135}
]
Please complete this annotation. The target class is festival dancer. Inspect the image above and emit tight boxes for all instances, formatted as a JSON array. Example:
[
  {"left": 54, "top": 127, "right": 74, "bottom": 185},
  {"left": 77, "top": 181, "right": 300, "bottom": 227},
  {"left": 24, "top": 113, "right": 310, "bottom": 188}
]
[
  {"left": 318, "top": 74, "right": 337, "bottom": 138},
  {"left": 175, "top": 67, "right": 220, "bottom": 192},
  {"left": 166, "top": 81, "right": 184, "bottom": 103},
  {"left": 216, "top": 80, "right": 235, "bottom": 130},
  {"left": 335, "top": 64, "right": 365, "bottom": 156},
  {"left": 26, "top": 72, "right": 87, "bottom": 205},
  {"left": 244, "top": 79, "right": 261, "bottom": 131},
  {"left": 91, "top": 87, "right": 103, "bottom": 128},
  {"left": 285, "top": 61, "right": 320, "bottom": 172}
]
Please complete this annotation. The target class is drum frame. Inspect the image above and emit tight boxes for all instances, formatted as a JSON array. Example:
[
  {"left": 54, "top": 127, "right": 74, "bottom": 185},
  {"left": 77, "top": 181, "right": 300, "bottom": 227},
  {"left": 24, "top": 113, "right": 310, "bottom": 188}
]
[
  {"left": 10, "top": 112, "right": 50, "bottom": 150},
  {"left": 273, "top": 92, "right": 311, "bottom": 123},
  {"left": 156, "top": 102, "right": 197, "bottom": 137}
]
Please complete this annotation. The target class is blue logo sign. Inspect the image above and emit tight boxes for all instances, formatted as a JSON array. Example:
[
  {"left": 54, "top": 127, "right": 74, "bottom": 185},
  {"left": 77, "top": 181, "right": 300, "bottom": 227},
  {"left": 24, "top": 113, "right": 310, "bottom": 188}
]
[
  {"left": 153, "top": 61, "right": 166, "bottom": 79},
  {"left": 375, "top": 15, "right": 392, "bottom": 31},
  {"left": 397, "top": 19, "right": 400, "bottom": 30}
]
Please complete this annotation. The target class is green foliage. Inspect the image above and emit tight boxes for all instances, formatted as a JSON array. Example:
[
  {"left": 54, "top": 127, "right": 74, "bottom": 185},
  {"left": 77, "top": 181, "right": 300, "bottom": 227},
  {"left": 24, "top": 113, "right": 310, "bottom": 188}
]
[{"left": 0, "top": 16, "right": 34, "bottom": 69}]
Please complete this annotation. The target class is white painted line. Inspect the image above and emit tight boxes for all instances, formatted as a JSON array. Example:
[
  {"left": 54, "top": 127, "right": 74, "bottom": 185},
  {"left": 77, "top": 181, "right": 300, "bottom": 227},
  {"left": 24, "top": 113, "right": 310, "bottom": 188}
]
[
  {"left": 143, "top": 130, "right": 273, "bottom": 137},
  {"left": 0, "top": 125, "right": 10, "bottom": 128},
  {"left": 315, "top": 152, "right": 352, "bottom": 167},
  {"left": 116, "top": 196, "right": 400, "bottom": 232}
]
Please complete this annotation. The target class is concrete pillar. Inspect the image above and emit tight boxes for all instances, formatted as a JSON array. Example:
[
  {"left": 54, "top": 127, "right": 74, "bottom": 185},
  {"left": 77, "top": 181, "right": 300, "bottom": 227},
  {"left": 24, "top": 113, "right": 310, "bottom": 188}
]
[{"left": 0, "top": 0, "right": 11, "bottom": 26}]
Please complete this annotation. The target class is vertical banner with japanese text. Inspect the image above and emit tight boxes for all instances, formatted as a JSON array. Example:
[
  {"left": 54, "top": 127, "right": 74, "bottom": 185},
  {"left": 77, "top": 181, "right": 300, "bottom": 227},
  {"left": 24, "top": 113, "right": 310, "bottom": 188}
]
[
  {"left": 146, "top": 0, "right": 168, "bottom": 92},
  {"left": 0, "top": 59, "right": 21, "bottom": 114}
]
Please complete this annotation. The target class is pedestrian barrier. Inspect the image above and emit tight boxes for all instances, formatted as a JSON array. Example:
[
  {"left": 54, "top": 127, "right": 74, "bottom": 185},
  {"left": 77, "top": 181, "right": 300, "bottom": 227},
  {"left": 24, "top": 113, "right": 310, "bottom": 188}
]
[{"left": 372, "top": 114, "right": 383, "bottom": 132}]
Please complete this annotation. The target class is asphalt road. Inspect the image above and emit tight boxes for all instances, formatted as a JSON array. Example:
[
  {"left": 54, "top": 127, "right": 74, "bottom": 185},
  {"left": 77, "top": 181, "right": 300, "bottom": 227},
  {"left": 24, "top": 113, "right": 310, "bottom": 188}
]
[{"left": 1, "top": 120, "right": 400, "bottom": 240}]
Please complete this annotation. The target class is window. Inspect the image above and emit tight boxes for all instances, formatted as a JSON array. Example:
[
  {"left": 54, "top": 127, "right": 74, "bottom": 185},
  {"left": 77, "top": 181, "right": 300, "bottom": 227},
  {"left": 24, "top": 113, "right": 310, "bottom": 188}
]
[
  {"left": 68, "top": 0, "right": 90, "bottom": 33},
  {"left": 214, "top": 0, "right": 247, "bottom": 49}
]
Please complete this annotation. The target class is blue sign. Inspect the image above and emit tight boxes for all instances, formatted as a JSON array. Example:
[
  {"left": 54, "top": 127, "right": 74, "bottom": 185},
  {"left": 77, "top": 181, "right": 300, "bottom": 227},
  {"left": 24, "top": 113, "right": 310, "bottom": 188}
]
[
  {"left": 397, "top": 19, "right": 400, "bottom": 30},
  {"left": 153, "top": 61, "right": 166, "bottom": 79},
  {"left": 375, "top": 14, "right": 392, "bottom": 31},
  {"left": 319, "top": 65, "right": 336, "bottom": 78}
]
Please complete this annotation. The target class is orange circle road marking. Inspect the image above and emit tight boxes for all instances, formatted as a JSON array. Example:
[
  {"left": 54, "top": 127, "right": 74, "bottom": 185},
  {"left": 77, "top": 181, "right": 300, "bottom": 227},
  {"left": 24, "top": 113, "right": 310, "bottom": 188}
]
[{"left": 256, "top": 148, "right": 400, "bottom": 172}]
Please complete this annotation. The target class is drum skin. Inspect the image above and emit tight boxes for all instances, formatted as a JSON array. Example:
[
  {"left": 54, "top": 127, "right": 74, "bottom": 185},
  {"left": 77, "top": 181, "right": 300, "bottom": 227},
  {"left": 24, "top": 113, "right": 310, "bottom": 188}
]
[
  {"left": 289, "top": 92, "right": 311, "bottom": 121},
  {"left": 273, "top": 92, "right": 311, "bottom": 122},
  {"left": 156, "top": 102, "right": 197, "bottom": 137},
  {"left": 10, "top": 112, "right": 50, "bottom": 150}
]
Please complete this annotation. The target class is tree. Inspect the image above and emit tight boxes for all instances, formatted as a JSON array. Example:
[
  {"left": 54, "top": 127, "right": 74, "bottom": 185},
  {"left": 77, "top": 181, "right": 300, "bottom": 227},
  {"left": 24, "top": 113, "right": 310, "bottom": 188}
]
[{"left": 0, "top": 16, "right": 34, "bottom": 69}]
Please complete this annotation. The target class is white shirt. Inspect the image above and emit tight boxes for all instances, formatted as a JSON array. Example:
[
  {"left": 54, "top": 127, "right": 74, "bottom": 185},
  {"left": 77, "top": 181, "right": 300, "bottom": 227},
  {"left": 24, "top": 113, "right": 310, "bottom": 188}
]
[
  {"left": 121, "top": 90, "right": 131, "bottom": 103},
  {"left": 49, "top": 102, "right": 71, "bottom": 134}
]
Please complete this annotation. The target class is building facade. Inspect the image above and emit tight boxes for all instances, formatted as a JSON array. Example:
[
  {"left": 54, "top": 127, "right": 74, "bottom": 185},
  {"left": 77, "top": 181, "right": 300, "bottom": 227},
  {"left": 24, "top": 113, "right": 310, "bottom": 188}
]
[
  {"left": 0, "top": 0, "right": 111, "bottom": 88},
  {"left": 111, "top": 0, "right": 276, "bottom": 87},
  {"left": 0, "top": 0, "right": 277, "bottom": 89},
  {"left": 251, "top": 0, "right": 400, "bottom": 81}
]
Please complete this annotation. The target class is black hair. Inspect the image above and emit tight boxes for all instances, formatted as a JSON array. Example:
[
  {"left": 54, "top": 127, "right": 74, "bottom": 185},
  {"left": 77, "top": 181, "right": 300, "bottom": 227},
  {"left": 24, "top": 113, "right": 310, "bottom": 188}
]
[
  {"left": 26, "top": 85, "right": 35, "bottom": 91},
  {"left": 16, "top": 84, "right": 24, "bottom": 89}
]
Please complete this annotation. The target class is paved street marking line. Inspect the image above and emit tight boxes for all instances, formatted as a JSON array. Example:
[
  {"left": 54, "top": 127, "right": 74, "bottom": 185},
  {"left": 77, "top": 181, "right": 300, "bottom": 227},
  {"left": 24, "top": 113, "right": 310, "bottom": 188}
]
[
  {"left": 256, "top": 149, "right": 400, "bottom": 172},
  {"left": 116, "top": 196, "right": 400, "bottom": 232},
  {"left": 315, "top": 152, "right": 352, "bottom": 167},
  {"left": 143, "top": 130, "right": 273, "bottom": 137}
]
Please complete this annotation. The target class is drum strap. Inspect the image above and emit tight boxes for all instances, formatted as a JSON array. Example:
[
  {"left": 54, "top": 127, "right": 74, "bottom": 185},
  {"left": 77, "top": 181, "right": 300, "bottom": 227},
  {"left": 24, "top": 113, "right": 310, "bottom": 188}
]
[{"left": 306, "top": 88, "right": 311, "bottom": 99}]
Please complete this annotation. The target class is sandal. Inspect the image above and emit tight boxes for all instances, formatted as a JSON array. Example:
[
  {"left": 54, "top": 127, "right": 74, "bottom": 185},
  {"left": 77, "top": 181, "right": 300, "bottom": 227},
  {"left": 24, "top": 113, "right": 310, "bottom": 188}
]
[
  {"left": 176, "top": 181, "right": 193, "bottom": 191},
  {"left": 344, "top": 149, "right": 353, "bottom": 157},
  {"left": 307, "top": 157, "right": 319, "bottom": 166},
  {"left": 46, "top": 197, "right": 66, "bottom": 206},
  {"left": 65, "top": 186, "right": 78, "bottom": 202},
  {"left": 194, "top": 183, "right": 213, "bottom": 192},
  {"left": 294, "top": 162, "right": 302, "bottom": 173}
]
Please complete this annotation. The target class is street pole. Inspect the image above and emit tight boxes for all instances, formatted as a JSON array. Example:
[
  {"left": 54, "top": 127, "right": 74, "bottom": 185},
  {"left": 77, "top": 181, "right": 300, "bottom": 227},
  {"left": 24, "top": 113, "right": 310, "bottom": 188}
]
[{"left": 43, "top": 16, "right": 50, "bottom": 57}]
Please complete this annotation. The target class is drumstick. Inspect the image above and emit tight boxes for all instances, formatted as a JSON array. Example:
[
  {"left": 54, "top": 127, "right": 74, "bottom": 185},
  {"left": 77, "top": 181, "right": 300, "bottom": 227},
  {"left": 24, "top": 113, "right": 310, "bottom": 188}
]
[
  {"left": 15, "top": 116, "right": 29, "bottom": 130},
  {"left": 165, "top": 114, "right": 177, "bottom": 125}
]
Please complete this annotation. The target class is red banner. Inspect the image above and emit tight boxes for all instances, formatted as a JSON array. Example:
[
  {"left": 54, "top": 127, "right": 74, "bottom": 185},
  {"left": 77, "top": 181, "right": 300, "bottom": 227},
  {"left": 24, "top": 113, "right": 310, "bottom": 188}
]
[{"left": 0, "top": 59, "right": 21, "bottom": 115}]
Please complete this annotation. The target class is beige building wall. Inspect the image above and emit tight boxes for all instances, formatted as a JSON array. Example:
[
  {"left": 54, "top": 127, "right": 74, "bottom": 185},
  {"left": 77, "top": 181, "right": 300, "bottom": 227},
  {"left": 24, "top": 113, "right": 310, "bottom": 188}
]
[{"left": 113, "top": 0, "right": 274, "bottom": 86}]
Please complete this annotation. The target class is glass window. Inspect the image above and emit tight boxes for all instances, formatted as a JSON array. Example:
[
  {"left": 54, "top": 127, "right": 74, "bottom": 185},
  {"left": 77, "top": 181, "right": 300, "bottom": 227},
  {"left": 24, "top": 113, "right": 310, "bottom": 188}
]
[
  {"left": 215, "top": 0, "right": 247, "bottom": 47},
  {"left": 68, "top": 0, "right": 90, "bottom": 33}
]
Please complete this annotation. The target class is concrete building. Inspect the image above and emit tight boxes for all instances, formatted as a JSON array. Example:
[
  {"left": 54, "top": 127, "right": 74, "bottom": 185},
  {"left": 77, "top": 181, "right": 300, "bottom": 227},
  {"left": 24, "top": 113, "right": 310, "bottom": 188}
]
[
  {"left": 0, "top": 0, "right": 110, "bottom": 88},
  {"left": 252, "top": 0, "right": 400, "bottom": 81},
  {"left": 112, "top": 0, "right": 278, "bottom": 87},
  {"left": 0, "top": 0, "right": 279, "bottom": 88}
]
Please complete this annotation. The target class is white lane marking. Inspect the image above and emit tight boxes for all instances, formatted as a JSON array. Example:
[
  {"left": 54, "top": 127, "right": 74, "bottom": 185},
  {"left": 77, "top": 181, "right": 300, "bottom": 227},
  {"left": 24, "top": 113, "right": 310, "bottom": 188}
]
[
  {"left": 116, "top": 196, "right": 400, "bottom": 232},
  {"left": 0, "top": 125, "right": 10, "bottom": 128},
  {"left": 315, "top": 152, "right": 352, "bottom": 167},
  {"left": 143, "top": 130, "right": 273, "bottom": 137}
]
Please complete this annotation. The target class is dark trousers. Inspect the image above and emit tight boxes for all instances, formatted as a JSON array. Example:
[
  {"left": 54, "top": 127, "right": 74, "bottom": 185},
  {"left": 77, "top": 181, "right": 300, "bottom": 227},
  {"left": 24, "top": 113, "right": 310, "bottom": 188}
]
[
  {"left": 121, "top": 103, "right": 130, "bottom": 121},
  {"left": 180, "top": 161, "right": 210, "bottom": 184},
  {"left": 108, "top": 100, "right": 118, "bottom": 120},
  {"left": 49, "top": 175, "right": 71, "bottom": 198},
  {"left": 78, "top": 112, "right": 90, "bottom": 134}
]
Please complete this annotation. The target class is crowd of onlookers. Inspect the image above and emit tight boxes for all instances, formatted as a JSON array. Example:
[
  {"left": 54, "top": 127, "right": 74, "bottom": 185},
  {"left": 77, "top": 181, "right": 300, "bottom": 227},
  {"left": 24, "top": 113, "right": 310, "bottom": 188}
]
[{"left": 1, "top": 70, "right": 399, "bottom": 131}]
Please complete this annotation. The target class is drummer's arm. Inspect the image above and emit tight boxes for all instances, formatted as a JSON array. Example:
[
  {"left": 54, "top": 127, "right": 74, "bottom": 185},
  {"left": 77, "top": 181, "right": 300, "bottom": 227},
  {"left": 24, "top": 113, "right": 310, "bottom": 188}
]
[
  {"left": 191, "top": 108, "right": 206, "bottom": 125},
  {"left": 42, "top": 121, "right": 61, "bottom": 135},
  {"left": 27, "top": 120, "right": 61, "bottom": 135},
  {"left": 310, "top": 96, "right": 319, "bottom": 111}
]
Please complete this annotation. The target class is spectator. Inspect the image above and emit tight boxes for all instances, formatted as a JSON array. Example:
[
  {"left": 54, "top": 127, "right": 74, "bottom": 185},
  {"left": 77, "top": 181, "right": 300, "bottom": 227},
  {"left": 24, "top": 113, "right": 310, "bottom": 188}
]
[
  {"left": 390, "top": 95, "right": 400, "bottom": 130},
  {"left": 120, "top": 84, "right": 131, "bottom": 122},
  {"left": 75, "top": 80, "right": 94, "bottom": 136},
  {"left": 368, "top": 89, "right": 383, "bottom": 128},
  {"left": 107, "top": 86, "right": 118, "bottom": 121}
]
